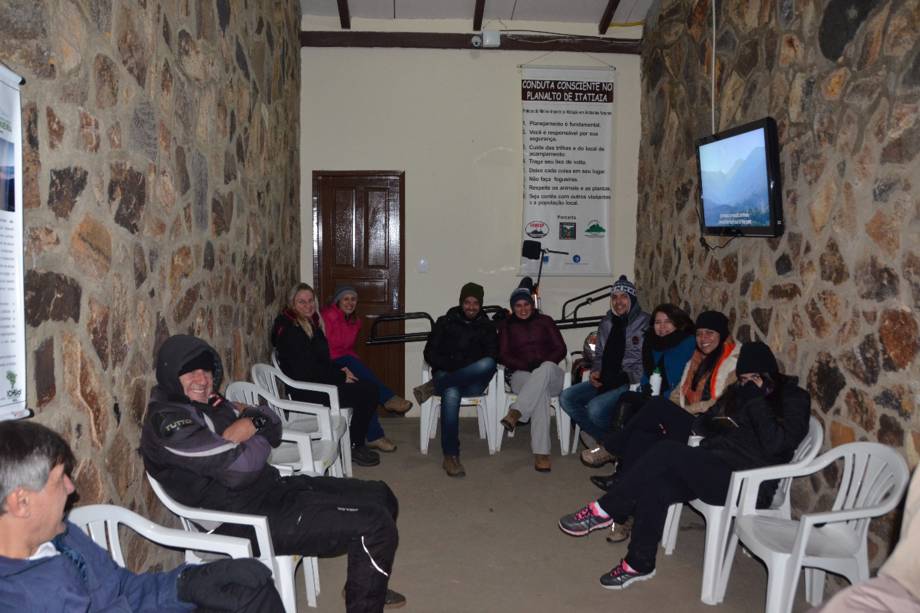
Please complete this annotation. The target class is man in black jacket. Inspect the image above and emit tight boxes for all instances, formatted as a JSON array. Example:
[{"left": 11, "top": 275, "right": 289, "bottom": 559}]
[
  {"left": 557, "top": 341, "right": 810, "bottom": 591},
  {"left": 413, "top": 282, "right": 498, "bottom": 477},
  {"left": 141, "top": 335, "right": 406, "bottom": 612}
]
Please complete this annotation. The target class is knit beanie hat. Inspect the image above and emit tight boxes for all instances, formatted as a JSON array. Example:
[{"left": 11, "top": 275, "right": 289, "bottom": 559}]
[
  {"left": 332, "top": 284, "right": 357, "bottom": 305},
  {"left": 736, "top": 341, "right": 779, "bottom": 376},
  {"left": 178, "top": 351, "right": 215, "bottom": 376},
  {"left": 459, "top": 282, "right": 484, "bottom": 305},
  {"left": 611, "top": 275, "right": 637, "bottom": 309},
  {"left": 509, "top": 277, "right": 535, "bottom": 307},
  {"left": 695, "top": 310, "right": 730, "bottom": 339}
]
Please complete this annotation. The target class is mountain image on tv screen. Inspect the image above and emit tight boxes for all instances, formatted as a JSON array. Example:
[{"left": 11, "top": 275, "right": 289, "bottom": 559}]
[{"left": 699, "top": 128, "right": 770, "bottom": 228}]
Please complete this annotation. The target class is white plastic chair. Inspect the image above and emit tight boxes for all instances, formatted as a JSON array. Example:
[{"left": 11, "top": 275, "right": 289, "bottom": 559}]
[
  {"left": 732, "top": 442, "right": 910, "bottom": 613},
  {"left": 225, "top": 381, "right": 338, "bottom": 476},
  {"left": 494, "top": 358, "right": 572, "bottom": 454},
  {"left": 252, "top": 363, "right": 353, "bottom": 477},
  {"left": 68, "top": 503, "right": 252, "bottom": 565},
  {"left": 147, "top": 473, "right": 320, "bottom": 611},
  {"left": 661, "top": 416, "right": 824, "bottom": 604},
  {"left": 419, "top": 363, "right": 500, "bottom": 455}
]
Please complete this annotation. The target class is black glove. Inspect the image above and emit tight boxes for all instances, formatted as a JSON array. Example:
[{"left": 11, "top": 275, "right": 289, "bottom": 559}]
[
  {"left": 639, "top": 383, "right": 653, "bottom": 398},
  {"left": 177, "top": 558, "right": 273, "bottom": 610}
]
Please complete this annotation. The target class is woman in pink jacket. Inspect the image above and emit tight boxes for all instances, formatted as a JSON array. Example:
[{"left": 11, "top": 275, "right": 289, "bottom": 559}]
[{"left": 321, "top": 285, "right": 413, "bottom": 452}]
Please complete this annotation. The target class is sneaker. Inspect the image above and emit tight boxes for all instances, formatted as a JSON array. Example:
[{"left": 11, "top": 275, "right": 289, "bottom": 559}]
[
  {"left": 606, "top": 518, "right": 633, "bottom": 543},
  {"left": 412, "top": 380, "right": 436, "bottom": 405},
  {"left": 501, "top": 408, "right": 522, "bottom": 432},
  {"left": 351, "top": 445, "right": 381, "bottom": 466},
  {"left": 341, "top": 587, "right": 407, "bottom": 609},
  {"left": 599, "top": 560, "right": 655, "bottom": 590},
  {"left": 442, "top": 455, "right": 466, "bottom": 478},
  {"left": 580, "top": 446, "right": 614, "bottom": 468},
  {"left": 558, "top": 503, "right": 613, "bottom": 536},
  {"left": 383, "top": 396, "right": 413, "bottom": 414},
  {"left": 367, "top": 436, "right": 397, "bottom": 453},
  {"left": 384, "top": 588, "right": 407, "bottom": 609}
]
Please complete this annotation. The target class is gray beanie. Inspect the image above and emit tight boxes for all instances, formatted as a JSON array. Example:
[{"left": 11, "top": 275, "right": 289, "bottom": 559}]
[{"left": 332, "top": 285, "right": 357, "bottom": 305}]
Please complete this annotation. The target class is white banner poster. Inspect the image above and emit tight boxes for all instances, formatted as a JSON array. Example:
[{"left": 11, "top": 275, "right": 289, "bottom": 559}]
[
  {"left": 0, "top": 64, "right": 28, "bottom": 421},
  {"left": 520, "top": 66, "right": 614, "bottom": 276}
]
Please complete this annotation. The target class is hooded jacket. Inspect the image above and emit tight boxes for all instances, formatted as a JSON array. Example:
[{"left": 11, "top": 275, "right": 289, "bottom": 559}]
[
  {"left": 0, "top": 521, "right": 190, "bottom": 612},
  {"left": 591, "top": 303, "right": 650, "bottom": 384},
  {"left": 140, "top": 335, "right": 282, "bottom": 513},
  {"left": 424, "top": 306, "right": 498, "bottom": 373}
]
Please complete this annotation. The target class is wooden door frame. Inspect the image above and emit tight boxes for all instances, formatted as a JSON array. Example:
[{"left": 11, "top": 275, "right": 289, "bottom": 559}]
[{"left": 311, "top": 170, "right": 406, "bottom": 312}]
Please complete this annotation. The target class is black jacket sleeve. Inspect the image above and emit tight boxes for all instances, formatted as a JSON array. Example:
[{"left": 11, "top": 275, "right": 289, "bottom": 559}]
[{"left": 423, "top": 316, "right": 453, "bottom": 372}]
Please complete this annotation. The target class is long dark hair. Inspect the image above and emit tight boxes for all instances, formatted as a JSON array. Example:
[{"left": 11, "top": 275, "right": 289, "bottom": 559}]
[
  {"left": 642, "top": 304, "right": 694, "bottom": 374},
  {"left": 691, "top": 330, "right": 732, "bottom": 391}
]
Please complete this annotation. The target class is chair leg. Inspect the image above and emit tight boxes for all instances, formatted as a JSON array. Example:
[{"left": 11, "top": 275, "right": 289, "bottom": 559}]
[
  {"left": 340, "top": 431, "right": 353, "bottom": 478},
  {"left": 556, "top": 406, "right": 571, "bottom": 455},
  {"left": 699, "top": 512, "right": 725, "bottom": 605},
  {"left": 275, "top": 556, "right": 298, "bottom": 613},
  {"left": 419, "top": 401, "right": 431, "bottom": 455},
  {"left": 302, "top": 555, "right": 319, "bottom": 608},
  {"left": 804, "top": 568, "right": 825, "bottom": 607},
  {"left": 714, "top": 532, "right": 740, "bottom": 603},
  {"left": 763, "top": 557, "right": 800, "bottom": 613},
  {"left": 662, "top": 503, "right": 682, "bottom": 556}
]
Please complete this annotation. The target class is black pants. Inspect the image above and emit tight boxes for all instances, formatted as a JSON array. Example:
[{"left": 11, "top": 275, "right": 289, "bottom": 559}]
[
  {"left": 219, "top": 476, "right": 399, "bottom": 613},
  {"left": 196, "top": 579, "right": 285, "bottom": 613},
  {"left": 292, "top": 380, "right": 377, "bottom": 447},
  {"left": 603, "top": 397, "right": 695, "bottom": 472},
  {"left": 597, "top": 440, "right": 732, "bottom": 573}
]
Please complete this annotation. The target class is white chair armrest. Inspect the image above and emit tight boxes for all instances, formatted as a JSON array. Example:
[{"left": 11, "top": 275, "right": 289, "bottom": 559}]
[
  {"left": 68, "top": 504, "right": 252, "bottom": 561},
  {"left": 269, "top": 397, "right": 335, "bottom": 439},
  {"left": 737, "top": 452, "right": 840, "bottom": 514},
  {"left": 272, "top": 370, "right": 343, "bottom": 413}
]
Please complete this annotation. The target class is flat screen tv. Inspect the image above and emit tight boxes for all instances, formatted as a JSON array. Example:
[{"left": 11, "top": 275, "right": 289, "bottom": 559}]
[{"left": 696, "top": 117, "right": 783, "bottom": 238}]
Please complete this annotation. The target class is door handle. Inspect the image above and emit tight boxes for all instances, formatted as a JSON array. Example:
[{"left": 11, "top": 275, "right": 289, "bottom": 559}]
[{"left": 392, "top": 288, "right": 399, "bottom": 310}]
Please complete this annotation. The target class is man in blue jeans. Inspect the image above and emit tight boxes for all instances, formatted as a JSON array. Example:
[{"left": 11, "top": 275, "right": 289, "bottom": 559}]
[
  {"left": 414, "top": 282, "right": 498, "bottom": 478},
  {"left": 559, "top": 275, "right": 649, "bottom": 467}
]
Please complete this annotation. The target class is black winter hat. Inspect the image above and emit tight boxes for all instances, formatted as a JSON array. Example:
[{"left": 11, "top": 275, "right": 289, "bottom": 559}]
[
  {"left": 178, "top": 351, "right": 216, "bottom": 376},
  {"left": 510, "top": 277, "right": 535, "bottom": 307},
  {"left": 459, "top": 282, "right": 485, "bottom": 305},
  {"left": 736, "top": 341, "right": 779, "bottom": 376},
  {"left": 695, "top": 311, "right": 730, "bottom": 339},
  {"left": 611, "top": 275, "right": 638, "bottom": 310}
]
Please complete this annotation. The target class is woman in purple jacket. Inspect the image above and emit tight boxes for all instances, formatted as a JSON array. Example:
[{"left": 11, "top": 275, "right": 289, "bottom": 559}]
[{"left": 498, "top": 280, "right": 567, "bottom": 472}]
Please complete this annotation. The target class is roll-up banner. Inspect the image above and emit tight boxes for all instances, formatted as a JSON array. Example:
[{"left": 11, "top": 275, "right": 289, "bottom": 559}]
[
  {"left": 520, "top": 66, "right": 614, "bottom": 276},
  {"left": 0, "top": 64, "right": 28, "bottom": 421}
]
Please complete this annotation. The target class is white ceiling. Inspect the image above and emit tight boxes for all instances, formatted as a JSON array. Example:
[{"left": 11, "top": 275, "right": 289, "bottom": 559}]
[{"left": 299, "top": 0, "right": 655, "bottom": 27}]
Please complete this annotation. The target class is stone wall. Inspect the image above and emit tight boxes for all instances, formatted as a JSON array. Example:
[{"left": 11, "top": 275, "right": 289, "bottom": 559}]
[
  {"left": 0, "top": 0, "right": 300, "bottom": 565},
  {"left": 636, "top": 0, "right": 919, "bottom": 567}
]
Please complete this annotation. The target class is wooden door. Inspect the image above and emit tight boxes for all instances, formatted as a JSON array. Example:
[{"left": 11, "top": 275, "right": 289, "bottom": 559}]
[{"left": 313, "top": 172, "right": 405, "bottom": 403}]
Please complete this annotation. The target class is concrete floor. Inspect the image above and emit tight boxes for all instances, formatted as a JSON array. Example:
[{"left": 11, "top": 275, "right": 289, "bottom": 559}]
[{"left": 299, "top": 418, "right": 814, "bottom": 612}]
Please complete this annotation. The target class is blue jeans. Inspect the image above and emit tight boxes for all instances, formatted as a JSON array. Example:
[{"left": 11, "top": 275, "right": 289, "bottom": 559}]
[
  {"left": 333, "top": 355, "right": 394, "bottom": 443},
  {"left": 433, "top": 357, "right": 497, "bottom": 457},
  {"left": 559, "top": 380, "right": 629, "bottom": 442}
]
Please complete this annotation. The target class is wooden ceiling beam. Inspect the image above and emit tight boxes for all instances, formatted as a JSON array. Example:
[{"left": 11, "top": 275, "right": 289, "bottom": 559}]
[
  {"left": 337, "top": 0, "right": 351, "bottom": 30},
  {"left": 300, "top": 31, "right": 640, "bottom": 54},
  {"left": 473, "top": 0, "right": 485, "bottom": 31},
  {"left": 598, "top": 0, "right": 620, "bottom": 35}
]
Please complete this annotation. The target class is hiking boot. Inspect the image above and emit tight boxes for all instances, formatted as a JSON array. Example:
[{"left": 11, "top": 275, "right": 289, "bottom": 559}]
[
  {"left": 442, "top": 455, "right": 466, "bottom": 478},
  {"left": 501, "top": 408, "right": 522, "bottom": 433},
  {"left": 580, "top": 446, "right": 614, "bottom": 468},
  {"left": 534, "top": 454, "right": 551, "bottom": 472},
  {"left": 590, "top": 470, "right": 619, "bottom": 492},
  {"left": 351, "top": 445, "right": 380, "bottom": 467},
  {"left": 606, "top": 518, "right": 633, "bottom": 544},
  {"left": 558, "top": 503, "right": 613, "bottom": 536},
  {"left": 383, "top": 396, "right": 413, "bottom": 414},
  {"left": 412, "top": 380, "right": 436, "bottom": 405},
  {"left": 367, "top": 437, "right": 397, "bottom": 453},
  {"left": 599, "top": 560, "right": 655, "bottom": 590}
]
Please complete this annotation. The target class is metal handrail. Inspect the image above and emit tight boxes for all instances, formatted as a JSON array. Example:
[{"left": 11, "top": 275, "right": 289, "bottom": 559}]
[{"left": 561, "top": 284, "right": 611, "bottom": 321}]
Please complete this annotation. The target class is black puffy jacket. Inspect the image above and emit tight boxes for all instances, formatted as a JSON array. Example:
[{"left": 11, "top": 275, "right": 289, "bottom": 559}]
[{"left": 423, "top": 306, "right": 498, "bottom": 372}]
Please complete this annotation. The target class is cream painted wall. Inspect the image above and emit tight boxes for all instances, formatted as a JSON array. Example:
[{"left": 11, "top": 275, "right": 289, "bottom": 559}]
[{"left": 300, "top": 20, "right": 643, "bottom": 407}]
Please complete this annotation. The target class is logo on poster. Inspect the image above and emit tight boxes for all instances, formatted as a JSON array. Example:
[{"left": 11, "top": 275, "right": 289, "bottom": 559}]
[
  {"left": 525, "top": 220, "right": 549, "bottom": 238},
  {"left": 572, "top": 255, "right": 582, "bottom": 263},
  {"left": 559, "top": 222, "right": 576, "bottom": 240},
  {"left": 584, "top": 220, "right": 606, "bottom": 237}
]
